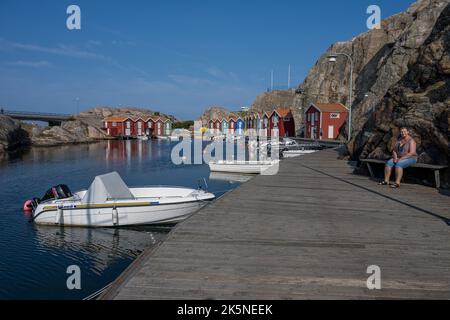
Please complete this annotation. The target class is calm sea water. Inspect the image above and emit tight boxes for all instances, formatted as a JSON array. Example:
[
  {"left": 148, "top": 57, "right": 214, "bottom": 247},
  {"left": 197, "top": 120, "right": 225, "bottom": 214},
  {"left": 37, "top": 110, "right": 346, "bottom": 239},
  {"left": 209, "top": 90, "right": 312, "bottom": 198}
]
[{"left": 0, "top": 140, "right": 242, "bottom": 299}]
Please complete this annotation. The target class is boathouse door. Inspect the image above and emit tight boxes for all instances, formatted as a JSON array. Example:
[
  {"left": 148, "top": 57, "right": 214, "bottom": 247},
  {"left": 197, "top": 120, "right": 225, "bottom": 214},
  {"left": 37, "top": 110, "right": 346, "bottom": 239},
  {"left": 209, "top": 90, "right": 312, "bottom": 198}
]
[
  {"left": 125, "top": 121, "right": 131, "bottom": 136},
  {"left": 328, "top": 125, "right": 334, "bottom": 139},
  {"left": 310, "top": 126, "right": 315, "bottom": 139}
]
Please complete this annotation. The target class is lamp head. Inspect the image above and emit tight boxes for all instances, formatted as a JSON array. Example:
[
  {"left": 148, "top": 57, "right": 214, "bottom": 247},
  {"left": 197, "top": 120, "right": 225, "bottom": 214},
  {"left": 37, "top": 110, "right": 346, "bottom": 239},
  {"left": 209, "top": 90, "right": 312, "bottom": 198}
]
[{"left": 328, "top": 54, "right": 337, "bottom": 62}]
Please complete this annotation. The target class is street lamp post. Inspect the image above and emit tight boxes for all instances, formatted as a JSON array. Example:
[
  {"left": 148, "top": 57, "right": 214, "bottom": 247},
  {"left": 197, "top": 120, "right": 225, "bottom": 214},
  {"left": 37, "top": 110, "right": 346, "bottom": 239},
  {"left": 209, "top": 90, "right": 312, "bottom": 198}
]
[
  {"left": 328, "top": 53, "right": 354, "bottom": 142},
  {"left": 75, "top": 97, "right": 80, "bottom": 115}
]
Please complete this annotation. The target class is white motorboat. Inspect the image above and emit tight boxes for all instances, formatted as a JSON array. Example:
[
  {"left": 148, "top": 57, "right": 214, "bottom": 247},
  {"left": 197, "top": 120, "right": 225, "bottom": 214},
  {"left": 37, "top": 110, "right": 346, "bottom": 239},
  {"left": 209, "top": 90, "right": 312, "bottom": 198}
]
[
  {"left": 283, "top": 149, "right": 318, "bottom": 158},
  {"left": 281, "top": 143, "right": 325, "bottom": 158},
  {"left": 168, "top": 135, "right": 180, "bottom": 142},
  {"left": 259, "top": 138, "right": 295, "bottom": 150},
  {"left": 208, "top": 160, "right": 279, "bottom": 174},
  {"left": 137, "top": 135, "right": 149, "bottom": 141},
  {"left": 28, "top": 172, "right": 215, "bottom": 227},
  {"left": 169, "top": 129, "right": 192, "bottom": 142}
]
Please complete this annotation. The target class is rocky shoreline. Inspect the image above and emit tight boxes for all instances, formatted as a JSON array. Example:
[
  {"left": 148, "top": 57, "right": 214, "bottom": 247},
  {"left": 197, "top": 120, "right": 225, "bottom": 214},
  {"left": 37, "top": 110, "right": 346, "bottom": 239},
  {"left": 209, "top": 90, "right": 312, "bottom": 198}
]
[{"left": 0, "top": 106, "right": 177, "bottom": 154}]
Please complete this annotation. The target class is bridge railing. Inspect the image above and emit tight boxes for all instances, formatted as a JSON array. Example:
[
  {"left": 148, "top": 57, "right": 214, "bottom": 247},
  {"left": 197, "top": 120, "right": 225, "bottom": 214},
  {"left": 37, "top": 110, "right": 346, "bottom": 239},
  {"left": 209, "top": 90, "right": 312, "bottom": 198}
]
[{"left": 2, "top": 110, "right": 73, "bottom": 118}]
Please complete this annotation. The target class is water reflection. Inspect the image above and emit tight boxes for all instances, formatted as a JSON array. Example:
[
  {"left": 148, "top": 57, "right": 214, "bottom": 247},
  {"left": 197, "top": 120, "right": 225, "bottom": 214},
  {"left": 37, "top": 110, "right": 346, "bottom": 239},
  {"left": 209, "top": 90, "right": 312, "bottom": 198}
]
[
  {"left": 209, "top": 172, "right": 253, "bottom": 184},
  {"left": 0, "top": 140, "right": 241, "bottom": 299},
  {"left": 104, "top": 139, "right": 171, "bottom": 163},
  {"left": 33, "top": 226, "right": 168, "bottom": 276}
]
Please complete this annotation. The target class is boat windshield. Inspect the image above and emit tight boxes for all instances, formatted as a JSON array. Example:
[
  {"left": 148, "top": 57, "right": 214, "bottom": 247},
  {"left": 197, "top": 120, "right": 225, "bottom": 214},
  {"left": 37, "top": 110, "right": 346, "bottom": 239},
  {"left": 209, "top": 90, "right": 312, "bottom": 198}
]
[{"left": 41, "top": 184, "right": 73, "bottom": 202}]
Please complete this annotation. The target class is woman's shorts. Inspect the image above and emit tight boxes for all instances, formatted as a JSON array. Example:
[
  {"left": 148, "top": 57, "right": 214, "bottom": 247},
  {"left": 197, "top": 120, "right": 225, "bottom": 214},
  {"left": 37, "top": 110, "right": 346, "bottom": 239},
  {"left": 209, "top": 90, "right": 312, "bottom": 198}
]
[{"left": 386, "top": 157, "right": 417, "bottom": 169}]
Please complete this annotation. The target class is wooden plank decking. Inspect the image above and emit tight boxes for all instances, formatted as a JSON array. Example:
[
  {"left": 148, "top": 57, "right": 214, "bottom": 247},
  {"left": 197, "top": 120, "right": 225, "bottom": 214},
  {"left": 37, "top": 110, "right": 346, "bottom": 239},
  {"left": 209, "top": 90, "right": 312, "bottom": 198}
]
[{"left": 102, "top": 148, "right": 450, "bottom": 300}]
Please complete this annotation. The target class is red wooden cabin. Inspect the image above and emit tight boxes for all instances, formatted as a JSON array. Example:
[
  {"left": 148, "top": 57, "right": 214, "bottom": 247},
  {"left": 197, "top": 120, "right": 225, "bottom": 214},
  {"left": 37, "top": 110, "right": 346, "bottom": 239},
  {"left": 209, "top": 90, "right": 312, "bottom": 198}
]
[
  {"left": 268, "top": 108, "right": 295, "bottom": 137},
  {"left": 104, "top": 116, "right": 133, "bottom": 137},
  {"left": 305, "top": 103, "right": 349, "bottom": 140}
]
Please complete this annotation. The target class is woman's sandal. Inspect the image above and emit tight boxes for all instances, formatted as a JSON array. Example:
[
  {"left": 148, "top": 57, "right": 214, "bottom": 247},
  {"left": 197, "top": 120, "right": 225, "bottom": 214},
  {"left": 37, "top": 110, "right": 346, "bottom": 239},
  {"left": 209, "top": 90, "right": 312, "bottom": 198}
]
[
  {"left": 390, "top": 183, "right": 400, "bottom": 189},
  {"left": 378, "top": 181, "right": 389, "bottom": 186}
]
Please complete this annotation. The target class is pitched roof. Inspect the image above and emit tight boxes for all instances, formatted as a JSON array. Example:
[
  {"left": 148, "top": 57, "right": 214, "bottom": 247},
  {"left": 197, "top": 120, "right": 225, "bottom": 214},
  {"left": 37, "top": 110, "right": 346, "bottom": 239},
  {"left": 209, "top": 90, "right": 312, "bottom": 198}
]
[
  {"left": 273, "top": 108, "right": 292, "bottom": 117},
  {"left": 312, "top": 103, "right": 349, "bottom": 113},
  {"left": 104, "top": 116, "right": 130, "bottom": 122}
]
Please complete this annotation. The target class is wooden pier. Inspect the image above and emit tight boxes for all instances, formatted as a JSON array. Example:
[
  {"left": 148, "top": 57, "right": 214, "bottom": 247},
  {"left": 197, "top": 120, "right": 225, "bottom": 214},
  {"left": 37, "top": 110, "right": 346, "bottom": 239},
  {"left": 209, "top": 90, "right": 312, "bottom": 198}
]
[{"left": 102, "top": 149, "right": 450, "bottom": 299}]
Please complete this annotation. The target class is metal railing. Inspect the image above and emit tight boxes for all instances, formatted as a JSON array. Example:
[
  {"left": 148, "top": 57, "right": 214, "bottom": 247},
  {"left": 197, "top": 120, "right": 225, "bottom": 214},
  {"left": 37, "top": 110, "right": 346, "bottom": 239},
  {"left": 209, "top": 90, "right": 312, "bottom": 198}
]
[{"left": 2, "top": 110, "right": 72, "bottom": 118}]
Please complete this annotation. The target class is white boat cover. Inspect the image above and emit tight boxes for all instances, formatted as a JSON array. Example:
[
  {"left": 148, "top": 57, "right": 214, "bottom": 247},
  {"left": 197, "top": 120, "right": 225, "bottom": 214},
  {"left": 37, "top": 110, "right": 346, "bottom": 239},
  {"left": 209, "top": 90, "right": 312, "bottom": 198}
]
[{"left": 81, "top": 172, "right": 134, "bottom": 204}]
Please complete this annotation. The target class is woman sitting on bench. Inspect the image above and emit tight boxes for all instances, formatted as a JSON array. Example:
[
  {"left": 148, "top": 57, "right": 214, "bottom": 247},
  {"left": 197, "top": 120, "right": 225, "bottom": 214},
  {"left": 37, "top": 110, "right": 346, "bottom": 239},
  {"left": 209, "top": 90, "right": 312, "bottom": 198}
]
[{"left": 379, "top": 127, "right": 418, "bottom": 188}]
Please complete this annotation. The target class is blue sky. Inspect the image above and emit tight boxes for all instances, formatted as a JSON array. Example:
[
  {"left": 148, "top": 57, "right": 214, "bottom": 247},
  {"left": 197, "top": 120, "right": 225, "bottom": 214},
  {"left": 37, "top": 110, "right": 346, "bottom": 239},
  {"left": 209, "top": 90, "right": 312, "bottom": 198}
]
[{"left": 0, "top": 0, "right": 414, "bottom": 120}]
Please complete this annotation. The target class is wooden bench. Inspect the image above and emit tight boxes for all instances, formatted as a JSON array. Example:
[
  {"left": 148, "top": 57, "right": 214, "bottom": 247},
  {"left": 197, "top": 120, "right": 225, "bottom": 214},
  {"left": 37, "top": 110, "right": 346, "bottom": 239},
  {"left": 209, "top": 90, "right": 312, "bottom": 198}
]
[{"left": 360, "top": 158, "right": 448, "bottom": 189}]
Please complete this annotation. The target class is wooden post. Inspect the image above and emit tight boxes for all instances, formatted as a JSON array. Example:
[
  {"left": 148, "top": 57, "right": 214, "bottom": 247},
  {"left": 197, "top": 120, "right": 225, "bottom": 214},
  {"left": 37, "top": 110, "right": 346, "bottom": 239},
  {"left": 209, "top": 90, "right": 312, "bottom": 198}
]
[{"left": 434, "top": 170, "right": 441, "bottom": 189}]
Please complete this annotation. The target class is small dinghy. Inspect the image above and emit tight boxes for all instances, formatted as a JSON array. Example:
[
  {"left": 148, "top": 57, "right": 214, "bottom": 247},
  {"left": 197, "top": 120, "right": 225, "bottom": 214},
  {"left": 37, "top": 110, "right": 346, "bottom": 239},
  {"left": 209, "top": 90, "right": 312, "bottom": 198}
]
[
  {"left": 208, "top": 160, "right": 279, "bottom": 174},
  {"left": 29, "top": 172, "right": 215, "bottom": 227}
]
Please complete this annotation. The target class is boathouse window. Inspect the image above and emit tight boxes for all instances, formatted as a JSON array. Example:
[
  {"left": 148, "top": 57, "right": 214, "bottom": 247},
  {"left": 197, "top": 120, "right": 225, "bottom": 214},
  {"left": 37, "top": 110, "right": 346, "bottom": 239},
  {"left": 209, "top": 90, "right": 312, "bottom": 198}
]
[
  {"left": 330, "top": 113, "right": 340, "bottom": 119},
  {"left": 307, "top": 113, "right": 311, "bottom": 122},
  {"left": 148, "top": 122, "right": 152, "bottom": 128},
  {"left": 310, "top": 113, "right": 314, "bottom": 123},
  {"left": 158, "top": 123, "right": 161, "bottom": 128},
  {"left": 315, "top": 112, "right": 319, "bottom": 121},
  {"left": 112, "top": 122, "right": 117, "bottom": 127}
]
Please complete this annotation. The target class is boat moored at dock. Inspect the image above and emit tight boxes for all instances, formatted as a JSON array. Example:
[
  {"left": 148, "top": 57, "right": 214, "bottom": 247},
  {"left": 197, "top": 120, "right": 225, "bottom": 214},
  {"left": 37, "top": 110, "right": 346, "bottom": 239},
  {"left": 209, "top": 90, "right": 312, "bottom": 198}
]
[
  {"left": 208, "top": 160, "right": 279, "bottom": 174},
  {"left": 30, "top": 172, "right": 215, "bottom": 227}
]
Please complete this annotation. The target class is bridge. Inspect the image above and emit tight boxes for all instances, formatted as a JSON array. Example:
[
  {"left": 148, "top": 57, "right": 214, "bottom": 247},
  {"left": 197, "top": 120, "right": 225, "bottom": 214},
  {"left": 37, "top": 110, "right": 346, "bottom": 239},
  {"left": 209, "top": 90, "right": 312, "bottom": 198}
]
[{"left": 1, "top": 109, "right": 75, "bottom": 126}]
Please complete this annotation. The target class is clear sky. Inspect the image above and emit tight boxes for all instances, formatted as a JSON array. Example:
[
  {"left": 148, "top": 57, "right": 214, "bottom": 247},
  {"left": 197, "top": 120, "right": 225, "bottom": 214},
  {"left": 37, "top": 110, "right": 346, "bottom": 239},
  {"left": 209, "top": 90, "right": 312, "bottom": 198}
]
[{"left": 0, "top": 0, "right": 414, "bottom": 119}]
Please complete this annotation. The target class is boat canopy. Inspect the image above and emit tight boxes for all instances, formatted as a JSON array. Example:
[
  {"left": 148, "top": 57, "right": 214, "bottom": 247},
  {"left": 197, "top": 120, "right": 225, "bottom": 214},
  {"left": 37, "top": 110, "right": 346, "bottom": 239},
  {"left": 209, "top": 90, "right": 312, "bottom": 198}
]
[{"left": 81, "top": 172, "right": 134, "bottom": 204}]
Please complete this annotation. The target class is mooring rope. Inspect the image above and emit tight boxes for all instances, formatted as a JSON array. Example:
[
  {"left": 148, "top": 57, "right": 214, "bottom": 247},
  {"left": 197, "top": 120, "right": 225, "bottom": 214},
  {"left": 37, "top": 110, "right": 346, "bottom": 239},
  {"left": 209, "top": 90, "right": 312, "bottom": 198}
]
[{"left": 82, "top": 282, "right": 114, "bottom": 300}]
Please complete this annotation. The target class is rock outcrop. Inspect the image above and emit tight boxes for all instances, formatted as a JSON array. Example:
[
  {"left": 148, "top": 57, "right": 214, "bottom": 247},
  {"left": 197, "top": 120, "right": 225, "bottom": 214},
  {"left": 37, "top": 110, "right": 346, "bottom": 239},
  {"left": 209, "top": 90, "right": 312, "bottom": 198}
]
[
  {"left": 23, "top": 117, "right": 109, "bottom": 147},
  {"left": 299, "top": 0, "right": 450, "bottom": 149},
  {"left": 198, "top": 106, "right": 233, "bottom": 126},
  {"left": 354, "top": 2, "right": 450, "bottom": 182},
  {"left": 0, "top": 115, "right": 30, "bottom": 152},
  {"left": 80, "top": 106, "right": 177, "bottom": 122},
  {"left": 293, "top": 0, "right": 449, "bottom": 184}
]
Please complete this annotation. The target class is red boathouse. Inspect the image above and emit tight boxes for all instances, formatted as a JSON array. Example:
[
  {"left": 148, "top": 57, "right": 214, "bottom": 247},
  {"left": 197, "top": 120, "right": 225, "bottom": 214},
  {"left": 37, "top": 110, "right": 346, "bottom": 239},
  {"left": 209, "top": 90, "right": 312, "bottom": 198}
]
[{"left": 305, "top": 103, "right": 349, "bottom": 140}]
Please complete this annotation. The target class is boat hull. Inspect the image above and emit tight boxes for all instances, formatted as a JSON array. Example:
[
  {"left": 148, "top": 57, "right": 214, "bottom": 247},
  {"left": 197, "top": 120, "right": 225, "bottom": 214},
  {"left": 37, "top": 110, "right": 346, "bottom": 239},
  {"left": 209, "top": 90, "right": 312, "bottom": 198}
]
[
  {"left": 33, "top": 200, "right": 210, "bottom": 227},
  {"left": 208, "top": 161, "right": 278, "bottom": 174},
  {"left": 283, "top": 150, "right": 317, "bottom": 158}
]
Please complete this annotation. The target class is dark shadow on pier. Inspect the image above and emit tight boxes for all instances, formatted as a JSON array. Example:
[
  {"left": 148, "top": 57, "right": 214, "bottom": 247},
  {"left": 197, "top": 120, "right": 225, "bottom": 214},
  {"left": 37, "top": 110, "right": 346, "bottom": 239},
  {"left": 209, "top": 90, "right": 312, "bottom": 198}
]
[{"left": 300, "top": 163, "right": 450, "bottom": 226}]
